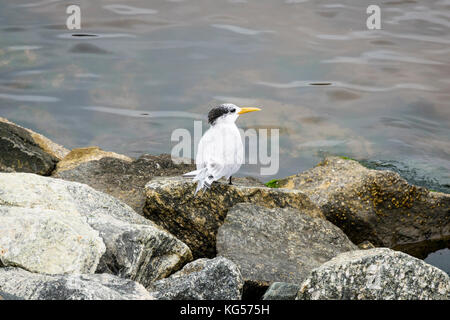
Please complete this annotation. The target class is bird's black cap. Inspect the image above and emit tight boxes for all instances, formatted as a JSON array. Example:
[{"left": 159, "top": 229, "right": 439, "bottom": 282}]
[{"left": 208, "top": 105, "right": 234, "bottom": 125}]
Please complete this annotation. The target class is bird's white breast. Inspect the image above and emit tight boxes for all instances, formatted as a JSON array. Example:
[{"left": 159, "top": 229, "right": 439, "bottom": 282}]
[{"left": 195, "top": 122, "right": 243, "bottom": 179}]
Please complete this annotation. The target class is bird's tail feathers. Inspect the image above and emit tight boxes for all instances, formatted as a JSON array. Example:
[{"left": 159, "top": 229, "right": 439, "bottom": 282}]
[
  {"left": 183, "top": 168, "right": 214, "bottom": 195},
  {"left": 182, "top": 169, "right": 203, "bottom": 178}
]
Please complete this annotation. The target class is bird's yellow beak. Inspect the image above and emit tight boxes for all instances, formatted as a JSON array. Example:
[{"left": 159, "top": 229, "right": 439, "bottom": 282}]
[{"left": 238, "top": 107, "right": 261, "bottom": 115}]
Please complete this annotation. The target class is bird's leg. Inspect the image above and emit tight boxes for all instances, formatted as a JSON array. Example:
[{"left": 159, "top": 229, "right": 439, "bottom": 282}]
[{"left": 229, "top": 176, "right": 233, "bottom": 185}]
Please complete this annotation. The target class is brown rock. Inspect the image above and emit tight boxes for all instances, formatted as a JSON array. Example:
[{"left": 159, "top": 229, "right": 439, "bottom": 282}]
[
  {"left": 0, "top": 120, "right": 57, "bottom": 175},
  {"left": 144, "top": 176, "right": 324, "bottom": 259},
  {"left": 277, "top": 157, "right": 450, "bottom": 258},
  {"left": 55, "top": 146, "right": 132, "bottom": 172},
  {"left": 0, "top": 117, "right": 69, "bottom": 161}
]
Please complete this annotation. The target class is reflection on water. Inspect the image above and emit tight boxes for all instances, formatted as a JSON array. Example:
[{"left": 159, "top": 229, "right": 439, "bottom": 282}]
[
  {"left": 57, "top": 32, "right": 136, "bottom": 39},
  {"left": 103, "top": 4, "right": 158, "bottom": 15},
  {"left": 83, "top": 106, "right": 204, "bottom": 119},
  {"left": 258, "top": 80, "right": 436, "bottom": 91},
  {"left": 0, "top": 0, "right": 449, "bottom": 267},
  {"left": 211, "top": 24, "right": 275, "bottom": 35},
  {"left": 0, "top": 93, "right": 59, "bottom": 102}
]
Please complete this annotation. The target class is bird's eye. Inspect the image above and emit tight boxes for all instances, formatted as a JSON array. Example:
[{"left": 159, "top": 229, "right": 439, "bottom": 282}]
[{"left": 230, "top": 108, "right": 236, "bottom": 113}]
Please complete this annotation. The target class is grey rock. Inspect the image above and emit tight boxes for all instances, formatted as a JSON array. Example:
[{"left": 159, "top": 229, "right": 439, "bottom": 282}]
[
  {"left": 0, "top": 290, "right": 23, "bottom": 300},
  {"left": 0, "top": 268, "right": 152, "bottom": 300},
  {"left": 262, "top": 282, "right": 300, "bottom": 300},
  {"left": 53, "top": 151, "right": 195, "bottom": 214},
  {"left": 144, "top": 176, "right": 324, "bottom": 258},
  {"left": 216, "top": 203, "right": 357, "bottom": 290},
  {"left": 0, "top": 173, "right": 192, "bottom": 285},
  {"left": 0, "top": 120, "right": 58, "bottom": 175},
  {"left": 147, "top": 257, "right": 243, "bottom": 300},
  {"left": 278, "top": 157, "right": 450, "bottom": 258},
  {"left": 93, "top": 218, "right": 192, "bottom": 287},
  {"left": 0, "top": 206, "right": 105, "bottom": 274},
  {"left": 297, "top": 248, "right": 450, "bottom": 300}
]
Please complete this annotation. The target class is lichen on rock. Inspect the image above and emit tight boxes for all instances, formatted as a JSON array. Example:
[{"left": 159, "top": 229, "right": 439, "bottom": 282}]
[
  {"left": 144, "top": 176, "right": 324, "bottom": 258},
  {"left": 277, "top": 156, "right": 450, "bottom": 258},
  {"left": 297, "top": 248, "right": 449, "bottom": 300}
]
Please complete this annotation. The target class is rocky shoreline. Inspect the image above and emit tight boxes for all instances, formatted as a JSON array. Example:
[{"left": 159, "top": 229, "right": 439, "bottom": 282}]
[{"left": 0, "top": 117, "right": 448, "bottom": 300}]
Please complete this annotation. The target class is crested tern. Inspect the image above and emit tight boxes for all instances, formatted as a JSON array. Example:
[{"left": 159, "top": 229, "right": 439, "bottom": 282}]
[{"left": 183, "top": 103, "right": 261, "bottom": 195}]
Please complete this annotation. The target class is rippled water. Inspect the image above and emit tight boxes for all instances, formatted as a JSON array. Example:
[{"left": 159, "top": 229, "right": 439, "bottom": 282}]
[{"left": 0, "top": 1, "right": 449, "bottom": 268}]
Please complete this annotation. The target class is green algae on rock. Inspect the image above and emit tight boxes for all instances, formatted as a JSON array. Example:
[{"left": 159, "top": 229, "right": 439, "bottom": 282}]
[{"left": 264, "top": 179, "right": 281, "bottom": 188}]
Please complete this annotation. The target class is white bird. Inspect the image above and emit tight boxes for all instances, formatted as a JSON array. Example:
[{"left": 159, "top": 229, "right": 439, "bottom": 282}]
[{"left": 183, "top": 103, "right": 261, "bottom": 195}]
